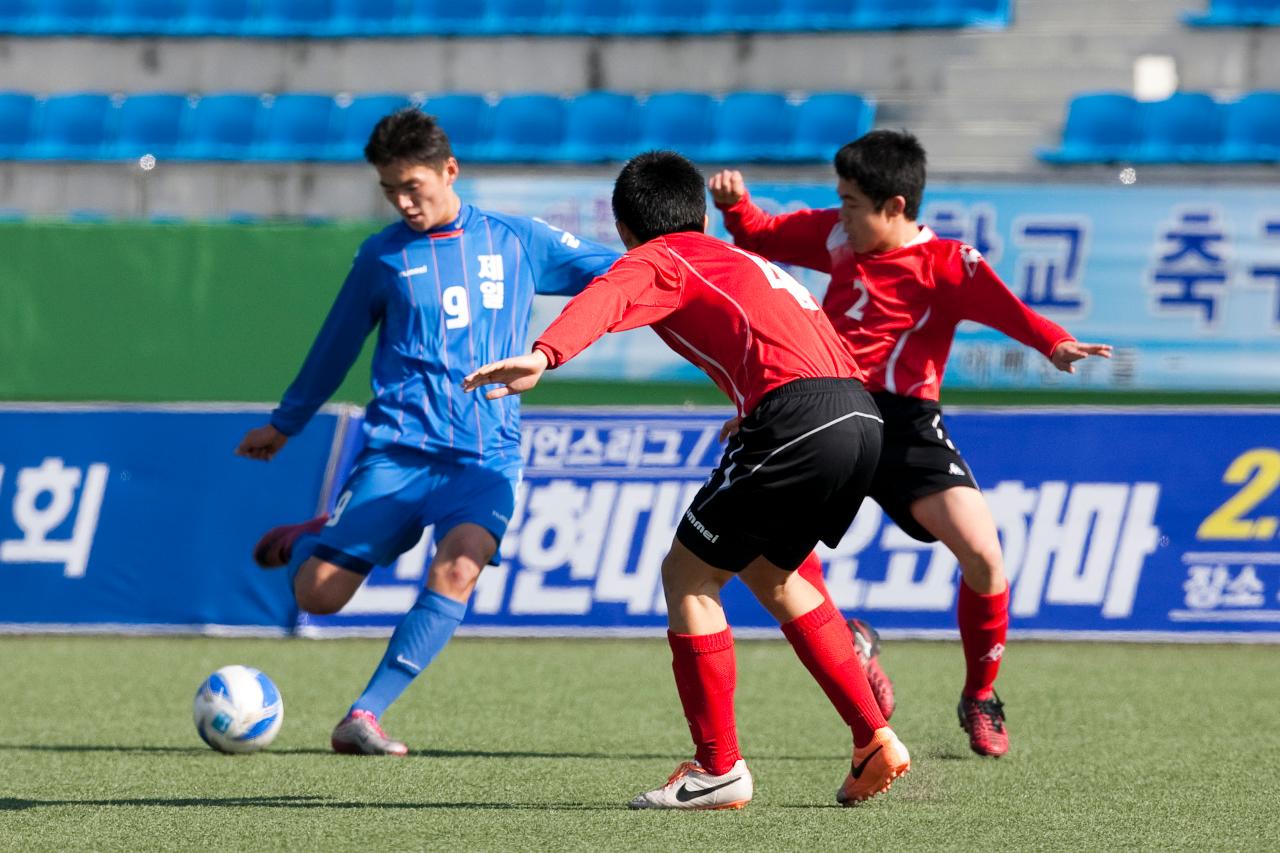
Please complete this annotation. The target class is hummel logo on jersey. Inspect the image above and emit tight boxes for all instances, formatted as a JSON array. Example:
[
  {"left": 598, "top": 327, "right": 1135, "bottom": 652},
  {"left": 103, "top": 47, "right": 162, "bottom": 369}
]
[
  {"left": 980, "top": 643, "right": 1005, "bottom": 663},
  {"left": 675, "top": 777, "right": 742, "bottom": 802},
  {"left": 948, "top": 462, "right": 967, "bottom": 477},
  {"left": 399, "top": 265, "right": 429, "bottom": 278}
]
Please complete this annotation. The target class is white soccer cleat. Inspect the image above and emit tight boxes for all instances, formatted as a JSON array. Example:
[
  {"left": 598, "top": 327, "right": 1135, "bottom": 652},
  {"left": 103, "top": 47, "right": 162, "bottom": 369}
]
[
  {"left": 330, "top": 709, "right": 409, "bottom": 756},
  {"left": 629, "top": 759, "right": 753, "bottom": 810}
]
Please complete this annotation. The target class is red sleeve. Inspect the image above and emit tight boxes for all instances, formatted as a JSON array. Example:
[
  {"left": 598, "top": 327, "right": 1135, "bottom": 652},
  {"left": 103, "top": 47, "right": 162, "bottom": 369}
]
[
  {"left": 534, "top": 250, "right": 682, "bottom": 368},
  {"left": 938, "top": 244, "right": 1074, "bottom": 359},
  {"left": 717, "top": 193, "right": 838, "bottom": 273}
]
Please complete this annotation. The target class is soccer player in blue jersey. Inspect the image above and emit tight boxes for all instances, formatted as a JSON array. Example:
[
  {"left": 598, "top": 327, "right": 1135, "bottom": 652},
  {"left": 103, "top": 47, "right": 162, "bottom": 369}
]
[{"left": 235, "top": 108, "right": 619, "bottom": 755}]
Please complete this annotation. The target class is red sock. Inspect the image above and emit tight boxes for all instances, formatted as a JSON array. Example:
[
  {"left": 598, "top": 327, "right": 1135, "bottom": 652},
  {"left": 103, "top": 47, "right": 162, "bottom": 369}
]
[
  {"left": 794, "top": 551, "right": 837, "bottom": 610},
  {"left": 668, "top": 628, "right": 740, "bottom": 776},
  {"left": 781, "top": 600, "right": 886, "bottom": 748},
  {"left": 958, "top": 581, "right": 1009, "bottom": 699}
]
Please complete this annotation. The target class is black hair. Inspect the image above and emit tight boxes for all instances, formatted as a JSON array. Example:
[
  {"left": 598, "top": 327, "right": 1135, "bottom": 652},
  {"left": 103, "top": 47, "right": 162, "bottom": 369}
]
[
  {"left": 833, "top": 129, "right": 927, "bottom": 220},
  {"left": 364, "top": 108, "right": 454, "bottom": 168},
  {"left": 611, "top": 150, "right": 707, "bottom": 244}
]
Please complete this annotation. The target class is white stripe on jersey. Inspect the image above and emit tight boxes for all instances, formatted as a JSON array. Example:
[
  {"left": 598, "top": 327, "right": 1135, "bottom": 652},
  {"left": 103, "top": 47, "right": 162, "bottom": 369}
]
[{"left": 884, "top": 306, "right": 931, "bottom": 395}]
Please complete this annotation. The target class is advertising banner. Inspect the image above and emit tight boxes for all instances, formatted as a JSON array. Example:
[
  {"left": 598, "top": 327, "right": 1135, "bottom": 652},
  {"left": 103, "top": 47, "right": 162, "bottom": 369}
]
[
  {"left": 0, "top": 405, "right": 348, "bottom": 634},
  {"left": 300, "top": 407, "right": 1280, "bottom": 641},
  {"left": 464, "top": 178, "right": 1280, "bottom": 391}
]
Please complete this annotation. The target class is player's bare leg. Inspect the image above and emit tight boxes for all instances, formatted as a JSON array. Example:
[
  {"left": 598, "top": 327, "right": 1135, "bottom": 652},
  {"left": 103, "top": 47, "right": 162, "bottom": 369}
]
[
  {"left": 912, "top": 487, "right": 1010, "bottom": 756},
  {"left": 739, "top": 558, "right": 908, "bottom": 804},
  {"left": 334, "top": 523, "right": 496, "bottom": 757},
  {"left": 631, "top": 541, "right": 753, "bottom": 810}
]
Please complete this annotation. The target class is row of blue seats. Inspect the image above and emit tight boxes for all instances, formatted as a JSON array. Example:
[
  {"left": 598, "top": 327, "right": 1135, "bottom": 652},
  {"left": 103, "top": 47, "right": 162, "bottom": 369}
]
[
  {"left": 0, "top": 90, "right": 875, "bottom": 163},
  {"left": 0, "top": 0, "right": 1010, "bottom": 37},
  {"left": 1184, "top": 0, "right": 1280, "bottom": 26},
  {"left": 1039, "top": 91, "right": 1280, "bottom": 163}
]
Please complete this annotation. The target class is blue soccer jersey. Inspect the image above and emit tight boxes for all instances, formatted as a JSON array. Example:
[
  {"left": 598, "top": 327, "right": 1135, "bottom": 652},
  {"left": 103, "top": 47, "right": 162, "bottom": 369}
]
[{"left": 269, "top": 204, "right": 619, "bottom": 467}]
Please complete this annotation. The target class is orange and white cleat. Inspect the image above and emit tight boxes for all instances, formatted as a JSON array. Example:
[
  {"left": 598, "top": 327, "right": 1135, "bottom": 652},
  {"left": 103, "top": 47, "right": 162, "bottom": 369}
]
[
  {"left": 629, "top": 759, "right": 753, "bottom": 810},
  {"left": 836, "top": 727, "right": 910, "bottom": 805},
  {"left": 252, "top": 514, "right": 329, "bottom": 568},
  {"left": 330, "top": 709, "right": 409, "bottom": 756}
]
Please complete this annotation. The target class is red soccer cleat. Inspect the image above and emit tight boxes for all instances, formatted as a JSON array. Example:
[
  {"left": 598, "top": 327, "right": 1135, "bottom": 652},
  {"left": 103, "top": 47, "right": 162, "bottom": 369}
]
[
  {"left": 252, "top": 514, "right": 329, "bottom": 568},
  {"left": 848, "top": 618, "right": 895, "bottom": 721},
  {"left": 958, "top": 691, "right": 1009, "bottom": 757}
]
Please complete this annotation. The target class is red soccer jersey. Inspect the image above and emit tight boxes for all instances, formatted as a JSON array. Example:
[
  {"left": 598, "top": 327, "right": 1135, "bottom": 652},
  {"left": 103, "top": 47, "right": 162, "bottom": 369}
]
[
  {"left": 718, "top": 195, "right": 1075, "bottom": 400},
  {"left": 534, "top": 231, "right": 861, "bottom": 416}
]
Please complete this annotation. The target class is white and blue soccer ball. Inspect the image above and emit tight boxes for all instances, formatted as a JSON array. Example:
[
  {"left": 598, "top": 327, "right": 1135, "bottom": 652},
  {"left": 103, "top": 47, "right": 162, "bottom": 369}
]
[{"left": 193, "top": 665, "right": 284, "bottom": 754}]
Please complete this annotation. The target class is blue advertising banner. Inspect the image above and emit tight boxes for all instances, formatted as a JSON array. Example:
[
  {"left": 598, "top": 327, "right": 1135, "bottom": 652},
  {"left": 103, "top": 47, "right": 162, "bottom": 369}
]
[
  {"left": 461, "top": 177, "right": 1280, "bottom": 391},
  {"left": 0, "top": 405, "right": 349, "bottom": 634},
  {"left": 299, "top": 407, "right": 1280, "bottom": 642}
]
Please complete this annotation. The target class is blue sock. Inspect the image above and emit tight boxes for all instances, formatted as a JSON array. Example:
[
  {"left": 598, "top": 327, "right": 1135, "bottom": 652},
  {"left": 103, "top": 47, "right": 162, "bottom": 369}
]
[{"left": 350, "top": 588, "right": 467, "bottom": 719}]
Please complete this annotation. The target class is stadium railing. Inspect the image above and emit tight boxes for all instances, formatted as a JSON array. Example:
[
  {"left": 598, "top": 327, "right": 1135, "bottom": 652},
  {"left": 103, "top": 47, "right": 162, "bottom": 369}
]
[
  {"left": 0, "top": 89, "right": 876, "bottom": 164},
  {"left": 1038, "top": 90, "right": 1280, "bottom": 164},
  {"left": 0, "top": 0, "right": 1012, "bottom": 37}
]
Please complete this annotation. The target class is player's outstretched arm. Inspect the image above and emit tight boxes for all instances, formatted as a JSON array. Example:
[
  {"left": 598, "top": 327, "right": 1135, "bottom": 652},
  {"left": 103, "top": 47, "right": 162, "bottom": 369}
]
[
  {"left": 1050, "top": 341, "right": 1113, "bottom": 374},
  {"left": 463, "top": 350, "right": 550, "bottom": 400},
  {"left": 708, "top": 169, "right": 747, "bottom": 208},
  {"left": 236, "top": 423, "right": 289, "bottom": 461}
]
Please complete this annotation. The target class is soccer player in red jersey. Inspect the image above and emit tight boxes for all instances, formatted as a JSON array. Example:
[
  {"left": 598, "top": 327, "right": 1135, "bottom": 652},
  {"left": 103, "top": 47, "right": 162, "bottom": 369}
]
[
  {"left": 465, "top": 151, "right": 909, "bottom": 809},
  {"left": 709, "top": 130, "right": 1112, "bottom": 758}
]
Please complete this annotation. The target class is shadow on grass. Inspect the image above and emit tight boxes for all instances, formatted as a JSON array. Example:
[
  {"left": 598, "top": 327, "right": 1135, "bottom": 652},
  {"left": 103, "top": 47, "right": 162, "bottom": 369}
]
[
  {"left": 0, "top": 742, "right": 675, "bottom": 760},
  {"left": 0, "top": 794, "right": 619, "bottom": 812}
]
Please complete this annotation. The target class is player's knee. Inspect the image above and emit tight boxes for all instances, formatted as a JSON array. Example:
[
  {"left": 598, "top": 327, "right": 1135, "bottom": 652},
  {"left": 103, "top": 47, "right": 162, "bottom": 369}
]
[
  {"left": 293, "top": 583, "right": 346, "bottom": 615},
  {"left": 957, "top": 538, "right": 1005, "bottom": 587},
  {"left": 429, "top": 559, "right": 483, "bottom": 598}
]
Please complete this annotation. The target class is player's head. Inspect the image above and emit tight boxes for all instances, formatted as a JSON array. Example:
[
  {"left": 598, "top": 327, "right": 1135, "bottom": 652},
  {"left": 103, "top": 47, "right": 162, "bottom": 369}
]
[
  {"left": 364, "top": 108, "right": 461, "bottom": 232},
  {"left": 833, "top": 129, "right": 926, "bottom": 252},
  {"left": 612, "top": 150, "right": 707, "bottom": 248}
]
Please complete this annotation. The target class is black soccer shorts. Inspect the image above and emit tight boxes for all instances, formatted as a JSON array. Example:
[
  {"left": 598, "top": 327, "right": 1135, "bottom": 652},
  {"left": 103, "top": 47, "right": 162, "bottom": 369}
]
[
  {"left": 867, "top": 391, "right": 981, "bottom": 544},
  {"left": 676, "top": 378, "right": 882, "bottom": 573}
]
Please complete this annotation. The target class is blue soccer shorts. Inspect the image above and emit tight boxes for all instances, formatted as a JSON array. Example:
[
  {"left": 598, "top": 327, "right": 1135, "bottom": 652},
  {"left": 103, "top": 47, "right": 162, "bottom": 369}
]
[{"left": 310, "top": 444, "right": 519, "bottom": 576}]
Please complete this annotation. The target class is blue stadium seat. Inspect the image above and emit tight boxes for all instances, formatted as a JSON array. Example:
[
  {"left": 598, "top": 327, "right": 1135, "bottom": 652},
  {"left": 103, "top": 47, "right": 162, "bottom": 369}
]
[
  {"left": 330, "top": 0, "right": 401, "bottom": 37},
  {"left": 632, "top": 0, "right": 713, "bottom": 34},
  {"left": 1136, "top": 92, "right": 1224, "bottom": 162},
  {"left": 402, "top": 0, "right": 488, "bottom": 36},
  {"left": 112, "top": 93, "right": 190, "bottom": 161},
  {"left": 555, "top": 0, "right": 634, "bottom": 34},
  {"left": 101, "top": 0, "right": 187, "bottom": 35},
  {"left": 254, "top": 0, "right": 336, "bottom": 37},
  {"left": 1184, "top": 0, "right": 1280, "bottom": 26},
  {"left": 560, "top": 91, "right": 639, "bottom": 163},
  {"left": 180, "top": 93, "right": 264, "bottom": 160},
  {"left": 490, "top": 0, "right": 557, "bottom": 34},
  {"left": 183, "top": 0, "right": 253, "bottom": 36},
  {"left": 638, "top": 92, "right": 718, "bottom": 161},
  {"left": 1223, "top": 91, "right": 1280, "bottom": 161},
  {"left": 255, "top": 94, "right": 336, "bottom": 161},
  {"left": 783, "top": 0, "right": 858, "bottom": 29},
  {"left": 0, "top": 92, "right": 38, "bottom": 159},
  {"left": 710, "top": 0, "right": 785, "bottom": 32},
  {"left": 712, "top": 92, "right": 794, "bottom": 161},
  {"left": 27, "top": 92, "right": 113, "bottom": 160},
  {"left": 791, "top": 92, "right": 875, "bottom": 161},
  {"left": 1038, "top": 92, "right": 1141, "bottom": 163},
  {"left": 486, "top": 94, "right": 567, "bottom": 162},
  {"left": 421, "top": 94, "right": 491, "bottom": 158},
  {"left": 329, "top": 94, "right": 415, "bottom": 160},
  {"left": 21, "top": 0, "right": 104, "bottom": 35},
  {"left": 0, "top": 0, "right": 37, "bottom": 34}
]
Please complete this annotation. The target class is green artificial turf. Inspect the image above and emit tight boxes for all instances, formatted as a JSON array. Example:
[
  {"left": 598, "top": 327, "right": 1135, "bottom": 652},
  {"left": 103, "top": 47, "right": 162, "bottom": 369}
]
[{"left": 1, "top": 636, "right": 1276, "bottom": 852}]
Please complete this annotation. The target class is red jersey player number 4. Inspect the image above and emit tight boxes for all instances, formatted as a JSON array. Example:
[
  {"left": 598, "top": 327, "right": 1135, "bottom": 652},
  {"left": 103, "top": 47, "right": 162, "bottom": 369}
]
[{"left": 465, "top": 151, "right": 909, "bottom": 811}]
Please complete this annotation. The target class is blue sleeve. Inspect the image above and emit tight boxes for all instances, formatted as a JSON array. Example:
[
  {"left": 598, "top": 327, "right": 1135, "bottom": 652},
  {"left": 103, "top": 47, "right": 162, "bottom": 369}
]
[
  {"left": 269, "top": 241, "right": 385, "bottom": 436},
  {"left": 515, "top": 216, "right": 621, "bottom": 297}
]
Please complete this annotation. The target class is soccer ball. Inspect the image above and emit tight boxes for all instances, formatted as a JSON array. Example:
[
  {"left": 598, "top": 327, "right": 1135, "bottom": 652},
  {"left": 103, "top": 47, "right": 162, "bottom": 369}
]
[{"left": 193, "top": 665, "right": 284, "bottom": 754}]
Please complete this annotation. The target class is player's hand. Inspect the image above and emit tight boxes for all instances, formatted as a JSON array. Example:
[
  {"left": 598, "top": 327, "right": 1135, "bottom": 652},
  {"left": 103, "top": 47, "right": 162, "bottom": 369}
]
[
  {"left": 708, "top": 170, "right": 747, "bottom": 207},
  {"left": 236, "top": 423, "right": 289, "bottom": 461},
  {"left": 463, "top": 350, "right": 550, "bottom": 399},
  {"left": 1051, "top": 340, "right": 1113, "bottom": 373},
  {"left": 719, "top": 415, "right": 742, "bottom": 443}
]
